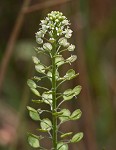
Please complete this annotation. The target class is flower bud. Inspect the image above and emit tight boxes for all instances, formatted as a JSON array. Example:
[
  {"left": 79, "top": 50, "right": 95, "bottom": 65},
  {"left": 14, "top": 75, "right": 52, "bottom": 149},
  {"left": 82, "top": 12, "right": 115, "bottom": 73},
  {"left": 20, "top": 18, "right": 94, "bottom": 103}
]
[{"left": 43, "top": 43, "right": 52, "bottom": 51}]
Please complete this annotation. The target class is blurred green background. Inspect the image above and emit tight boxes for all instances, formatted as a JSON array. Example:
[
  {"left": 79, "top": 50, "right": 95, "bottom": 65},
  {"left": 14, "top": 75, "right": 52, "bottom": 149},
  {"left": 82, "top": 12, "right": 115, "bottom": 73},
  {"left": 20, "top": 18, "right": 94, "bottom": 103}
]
[{"left": 0, "top": 0, "right": 116, "bottom": 150}]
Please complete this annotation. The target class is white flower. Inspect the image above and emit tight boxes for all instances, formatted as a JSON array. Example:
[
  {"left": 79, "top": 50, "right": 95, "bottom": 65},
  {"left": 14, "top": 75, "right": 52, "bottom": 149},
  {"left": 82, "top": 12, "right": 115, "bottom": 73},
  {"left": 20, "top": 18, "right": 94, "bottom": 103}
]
[
  {"left": 63, "top": 29, "right": 73, "bottom": 38},
  {"left": 42, "top": 24, "right": 49, "bottom": 31},
  {"left": 36, "top": 30, "right": 44, "bottom": 38},
  {"left": 43, "top": 43, "right": 52, "bottom": 51},
  {"left": 40, "top": 20, "right": 47, "bottom": 25},
  {"left": 62, "top": 19, "right": 69, "bottom": 25},
  {"left": 68, "top": 44, "right": 75, "bottom": 51},
  {"left": 58, "top": 37, "right": 69, "bottom": 47},
  {"left": 36, "top": 38, "right": 43, "bottom": 44}
]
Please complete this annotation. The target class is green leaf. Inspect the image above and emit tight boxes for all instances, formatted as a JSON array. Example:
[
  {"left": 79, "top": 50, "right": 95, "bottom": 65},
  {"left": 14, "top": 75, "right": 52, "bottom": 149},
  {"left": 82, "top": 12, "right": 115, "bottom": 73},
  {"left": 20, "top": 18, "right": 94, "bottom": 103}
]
[
  {"left": 70, "top": 132, "right": 83, "bottom": 143},
  {"left": 57, "top": 142, "right": 68, "bottom": 150},
  {"left": 61, "top": 132, "right": 73, "bottom": 138},
  {"left": 73, "top": 85, "right": 82, "bottom": 96},
  {"left": 70, "top": 109, "right": 82, "bottom": 120},
  {"left": 30, "top": 88, "right": 40, "bottom": 96},
  {"left": 28, "top": 134, "right": 40, "bottom": 148},
  {"left": 42, "top": 91, "right": 52, "bottom": 105},
  {"left": 63, "top": 89, "right": 73, "bottom": 101},
  {"left": 32, "top": 56, "right": 40, "bottom": 64},
  {"left": 40, "top": 118, "right": 52, "bottom": 131},
  {"left": 27, "top": 79, "right": 37, "bottom": 89},
  {"left": 59, "top": 109, "right": 71, "bottom": 122},
  {"left": 27, "top": 106, "right": 40, "bottom": 121},
  {"left": 55, "top": 55, "right": 64, "bottom": 67},
  {"left": 35, "top": 64, "right": 45, "bottom": 73}
]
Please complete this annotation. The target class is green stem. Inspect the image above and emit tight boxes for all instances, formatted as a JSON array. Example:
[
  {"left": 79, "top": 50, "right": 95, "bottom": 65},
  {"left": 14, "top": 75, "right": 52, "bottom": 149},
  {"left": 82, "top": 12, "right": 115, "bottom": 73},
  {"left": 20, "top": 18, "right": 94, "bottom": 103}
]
[{"left": 52, "top": 40, "right": 57, "bottom": 150}]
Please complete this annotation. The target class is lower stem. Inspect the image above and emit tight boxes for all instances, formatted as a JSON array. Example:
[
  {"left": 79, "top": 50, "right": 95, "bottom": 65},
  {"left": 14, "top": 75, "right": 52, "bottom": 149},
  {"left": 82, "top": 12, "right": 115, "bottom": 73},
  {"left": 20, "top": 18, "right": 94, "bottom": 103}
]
[{"left": 52, "top": 43, "right": 57, "bottom": 150}]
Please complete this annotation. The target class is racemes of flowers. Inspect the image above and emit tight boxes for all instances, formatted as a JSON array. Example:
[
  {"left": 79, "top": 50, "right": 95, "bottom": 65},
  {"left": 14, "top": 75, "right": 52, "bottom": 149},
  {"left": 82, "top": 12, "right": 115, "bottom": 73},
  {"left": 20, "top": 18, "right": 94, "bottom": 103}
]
[{"left": 27, "top": 11, "right": 83, "bottom": 150}]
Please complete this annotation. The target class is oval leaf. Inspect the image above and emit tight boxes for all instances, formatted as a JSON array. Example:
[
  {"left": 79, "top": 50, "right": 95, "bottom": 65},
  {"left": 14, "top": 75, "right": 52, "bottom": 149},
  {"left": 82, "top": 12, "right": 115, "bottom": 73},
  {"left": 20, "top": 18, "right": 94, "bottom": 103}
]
[
  {"left": 59, "top": 109, "right": 71, "bottom": 122},
  {"left": 27, "top": 106, "right": 40, "bottom": 121},
  {"left": 70, "top": 132, "right": 83, "bottom": 143},
  {"left": 40, "top": 118, "right": 52, "bottom": 131},
  {"left": 27, "top": 79, "right": 37, "bottom": 89},
  {"left": 70, "top": 109, "right": 82, "bottom": 120},
  {"left": 57, "top": 142, "right": 68, "bottom": 150}
]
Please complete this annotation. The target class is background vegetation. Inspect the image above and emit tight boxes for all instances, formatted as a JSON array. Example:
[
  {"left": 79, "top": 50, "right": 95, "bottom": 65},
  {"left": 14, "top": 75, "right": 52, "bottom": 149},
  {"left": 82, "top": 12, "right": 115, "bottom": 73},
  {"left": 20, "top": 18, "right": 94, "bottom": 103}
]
[{"left": 0, "top": 0, "right": 116, "bottom": 150}]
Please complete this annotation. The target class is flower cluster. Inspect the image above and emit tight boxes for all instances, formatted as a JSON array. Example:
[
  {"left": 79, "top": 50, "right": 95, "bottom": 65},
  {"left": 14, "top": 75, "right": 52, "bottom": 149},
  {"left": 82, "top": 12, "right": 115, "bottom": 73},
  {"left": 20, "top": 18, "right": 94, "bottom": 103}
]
[{"left": 35, "top": 11, "right": 75, "bottom": 52}]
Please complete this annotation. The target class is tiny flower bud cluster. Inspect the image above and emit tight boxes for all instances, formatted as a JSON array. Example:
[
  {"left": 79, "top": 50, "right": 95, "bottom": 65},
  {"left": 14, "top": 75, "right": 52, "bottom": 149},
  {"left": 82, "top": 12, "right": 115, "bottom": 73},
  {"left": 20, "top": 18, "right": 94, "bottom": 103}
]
[{"left": 35, "top": 11, "right": 75, "bottom": 52}]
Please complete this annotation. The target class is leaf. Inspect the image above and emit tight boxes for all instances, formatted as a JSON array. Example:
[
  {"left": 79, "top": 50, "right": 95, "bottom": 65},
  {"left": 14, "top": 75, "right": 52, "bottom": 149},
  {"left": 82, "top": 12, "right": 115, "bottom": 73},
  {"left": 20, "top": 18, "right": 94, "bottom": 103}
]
[
  {"left": 55, "top": 55, "right": 64, "bottom": 67},
  {"left": 32, "top": 56, "right": 40, "bottom": 64},
  {"left": 70, "top": 132, "right": 83, "bottom": 143},
  {"left": 59, "top": 109, "right": 71, "bottom": 122},
  {"left": 63, "top": 89, "right": 73, "bottom": 101},
  {"left": 70, "top": 109, "right": 82, "bottom": 120},
  {"left": 73, "top": 85, "right": 82, "bottom": 96},
  {"left": 42, "top": 91, "right": 52, "bottom": 105},
  {"left": 40, "top": 118, "right": 52, "bottom": 131},
  {"left": 27, "top": 79, "right": 37, "bottom": 89},
  {"left": 61, "top": 132, "right": 73, "bottom": 138},
  {"left": 35, "top": 64, "right": 45, "bottom": 73},
  {"left": 28, "top": 134, "right": 40, "bottom": 148},
  {"left": 30, "top": 88, "right": 40, "bottom": 96},
  {"left": 27, "top": 106, "right": 40, "bottom": 121},
  {"left": 57, "top": 142, "right": 68, "bottom": 150}
]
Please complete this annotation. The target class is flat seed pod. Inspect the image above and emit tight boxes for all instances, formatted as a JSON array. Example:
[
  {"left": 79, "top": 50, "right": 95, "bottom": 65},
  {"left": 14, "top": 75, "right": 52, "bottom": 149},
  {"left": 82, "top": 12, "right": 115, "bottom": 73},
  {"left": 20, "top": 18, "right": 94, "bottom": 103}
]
[
  {"left": 70, "top": 109, "right": 82, "bottom": 120},
  {"left": 63, "top": 89, "right": 73, "bottom": 101},
  {"left": 66, "top": 55, "right": 77, "bottom": 63},
  {"left": 32, "top": 56, "right": 40, "bottom": 64},
  {"left": 70, "top": 132, "right": 83, "bottom": 143},
  {"left": 28, "top": 134, "right": 40, "bottom": 148},
  {"left": 61, "top": 132, "right": 73, "bottom": 138},
  {"left": 73, "top": 85, "right": 82, "bottom": 96},
  {"left": 57, "top": 142, "right": 68, "bottom": 150},
  {"left": 27, "top": 79, "right": 37, "bottom": 89},
  {"left": 35, "top": 64, "right": 45, "bottom": 73},
  {"left": 40, "top": 118, "right": 52, "bottom": 131},
  {"left": 27, "top": 106, "right": 40, "bottom": 121},
  {"left": 55, "top": 55, "right": 64, "bottom": 67},
  {"left": 42, "top": 91, "right": 52, "bottom": 105},
  {"left": 28, "top": 136, "right": 40, "bottom": 148},
  {"left": 30, "top": 88, "right": 40, "bottom": 96},
  {"left": 59, "top": 109, "right": 71, "bottom": 122}
]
